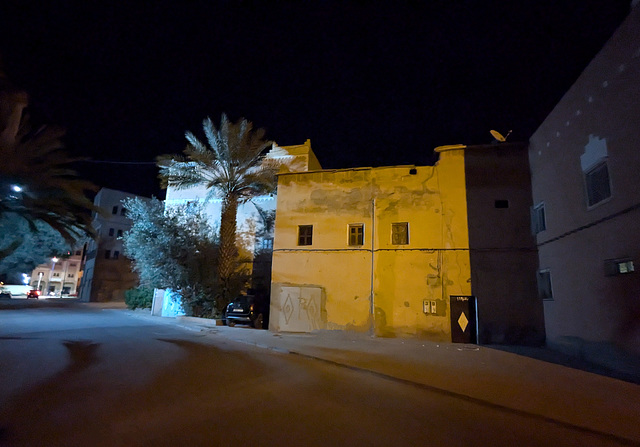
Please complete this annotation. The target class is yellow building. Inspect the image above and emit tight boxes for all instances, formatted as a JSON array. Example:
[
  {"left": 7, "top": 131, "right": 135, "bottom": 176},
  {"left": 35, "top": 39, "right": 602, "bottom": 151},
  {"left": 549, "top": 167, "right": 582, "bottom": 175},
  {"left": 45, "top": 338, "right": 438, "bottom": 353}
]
[
  {"left": 270, "top": 146, "right": 473, "bottom": 340},
  {"left": 270, "top": 142, "right": 544, "bottom": 344}
]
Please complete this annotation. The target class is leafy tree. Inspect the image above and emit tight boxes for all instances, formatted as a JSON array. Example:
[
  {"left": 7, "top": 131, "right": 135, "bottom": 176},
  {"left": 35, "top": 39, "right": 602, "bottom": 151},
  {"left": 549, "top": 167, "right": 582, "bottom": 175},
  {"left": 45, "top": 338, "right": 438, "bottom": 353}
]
[
  {"left": 121, "top": 197, "right": 222, "bottom": 316},
  {"left": 157, "top": 114, "right": 282, "bottom": 312},
  {"left": 0, "top": 67, "right": 97, "bottom": 261},
  {"left": 0, "top": 214, "right": 72, "bottom": 283}
]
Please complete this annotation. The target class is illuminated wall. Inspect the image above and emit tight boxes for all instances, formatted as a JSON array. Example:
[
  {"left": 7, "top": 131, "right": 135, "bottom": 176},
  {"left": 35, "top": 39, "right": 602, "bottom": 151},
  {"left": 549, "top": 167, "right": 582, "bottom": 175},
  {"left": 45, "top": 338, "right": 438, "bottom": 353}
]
[{"left": 270, "top": 148, "right": 472, "bottom": 340}]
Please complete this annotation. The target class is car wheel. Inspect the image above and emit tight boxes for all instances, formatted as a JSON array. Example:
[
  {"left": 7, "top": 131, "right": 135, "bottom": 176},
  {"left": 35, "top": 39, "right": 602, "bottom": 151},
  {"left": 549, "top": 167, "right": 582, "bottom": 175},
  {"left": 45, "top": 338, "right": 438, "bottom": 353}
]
[
  {"left": 253, "top": 313, "right": 264, "bottom": 330},
  {"left": 227, "top": 319, "right": 236, "bottom": 327}
]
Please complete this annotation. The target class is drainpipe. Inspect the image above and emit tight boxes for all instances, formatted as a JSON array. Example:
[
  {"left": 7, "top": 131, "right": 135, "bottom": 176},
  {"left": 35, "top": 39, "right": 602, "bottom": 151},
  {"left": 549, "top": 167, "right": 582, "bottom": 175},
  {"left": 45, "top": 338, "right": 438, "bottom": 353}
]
[{"left": 370, "top": 198, "right": 376, "bottom": 336}]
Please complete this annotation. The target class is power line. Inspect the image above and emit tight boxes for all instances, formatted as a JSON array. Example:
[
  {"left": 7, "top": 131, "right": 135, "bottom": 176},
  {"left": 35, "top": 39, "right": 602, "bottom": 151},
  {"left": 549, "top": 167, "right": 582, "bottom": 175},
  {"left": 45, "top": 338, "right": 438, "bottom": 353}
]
[{"left": 78, "top": 160, "right": 157, "bottom": 165}]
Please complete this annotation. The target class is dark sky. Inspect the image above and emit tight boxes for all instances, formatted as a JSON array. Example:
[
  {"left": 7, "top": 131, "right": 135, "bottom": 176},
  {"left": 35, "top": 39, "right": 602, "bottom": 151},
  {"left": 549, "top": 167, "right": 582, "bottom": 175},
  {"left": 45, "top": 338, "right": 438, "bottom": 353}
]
[{"left": 0, "top": 1, "right": 631, "bottom": 198}]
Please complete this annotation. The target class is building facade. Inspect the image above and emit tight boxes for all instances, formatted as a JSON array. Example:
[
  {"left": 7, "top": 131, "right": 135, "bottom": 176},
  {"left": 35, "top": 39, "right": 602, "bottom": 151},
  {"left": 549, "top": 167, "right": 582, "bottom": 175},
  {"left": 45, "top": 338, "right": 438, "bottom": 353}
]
[
  {"left": 270, "top": 144, "right": 542, "bottom": 342},
  {"left": 529, "top": 5, "right": 640, "bottom": 355},
  {"left": 29, "top": 249, "right": 84, "bottom": 296},
  {"left": 78, "top": 188, "right": 149, "bottom": 302}
]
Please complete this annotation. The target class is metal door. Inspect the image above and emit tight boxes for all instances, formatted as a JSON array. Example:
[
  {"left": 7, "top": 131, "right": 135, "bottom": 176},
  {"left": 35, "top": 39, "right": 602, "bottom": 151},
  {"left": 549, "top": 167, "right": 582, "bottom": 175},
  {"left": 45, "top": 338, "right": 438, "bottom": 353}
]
[{"left": 450, "top": 295, "right": 477, "bottom": 343}]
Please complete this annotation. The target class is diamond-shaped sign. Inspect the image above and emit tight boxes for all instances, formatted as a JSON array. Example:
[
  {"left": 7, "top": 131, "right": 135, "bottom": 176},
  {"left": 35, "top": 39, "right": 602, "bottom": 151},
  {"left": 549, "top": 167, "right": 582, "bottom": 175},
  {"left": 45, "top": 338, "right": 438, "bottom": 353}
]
[
  {"left": 283, "top": 294, "right": 294, "bottom": 324},
  {"left": 458, "top": 312, "right": 469, "bottom": 332}
]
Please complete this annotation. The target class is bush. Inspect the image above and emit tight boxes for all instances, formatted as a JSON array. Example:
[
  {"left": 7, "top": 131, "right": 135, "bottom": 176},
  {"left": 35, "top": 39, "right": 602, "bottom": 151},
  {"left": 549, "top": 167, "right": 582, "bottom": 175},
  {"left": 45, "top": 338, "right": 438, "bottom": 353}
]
[{"left": 124, "top": 287, "right": 154, "bottom": 310}]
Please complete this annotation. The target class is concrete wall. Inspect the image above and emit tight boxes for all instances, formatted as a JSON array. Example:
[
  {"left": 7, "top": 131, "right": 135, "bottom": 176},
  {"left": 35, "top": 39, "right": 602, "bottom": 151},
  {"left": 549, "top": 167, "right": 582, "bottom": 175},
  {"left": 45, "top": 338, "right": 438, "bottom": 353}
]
[
  {"left": 464, "top": 143, "right": 544, "bottom": 345},
  {"left": 529, "top": 6, "right": 640, "bottom": 354},
  {"left": 270, "top": 148, "right": 472, "bottom": 340}
]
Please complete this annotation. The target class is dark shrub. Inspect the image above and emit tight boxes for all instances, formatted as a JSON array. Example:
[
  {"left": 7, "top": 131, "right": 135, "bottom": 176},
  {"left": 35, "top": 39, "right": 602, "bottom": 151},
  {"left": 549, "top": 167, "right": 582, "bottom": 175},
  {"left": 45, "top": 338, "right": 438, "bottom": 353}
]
[{"left": 124, "top": 287, "right": 154, "bottom": 310}]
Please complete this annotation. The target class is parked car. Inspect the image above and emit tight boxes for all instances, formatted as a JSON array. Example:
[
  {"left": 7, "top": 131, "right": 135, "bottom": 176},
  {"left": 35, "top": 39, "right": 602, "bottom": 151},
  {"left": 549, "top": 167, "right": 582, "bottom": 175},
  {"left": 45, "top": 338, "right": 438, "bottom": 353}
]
[
  {"left": 225, "top": 294, "right": 269, "bottom": 329},
  {"left": 0, "top": 289, "right": 11, "bottom": 300},
  {"left": 26, "top": 290, "right": 40, "bottom": 299}
]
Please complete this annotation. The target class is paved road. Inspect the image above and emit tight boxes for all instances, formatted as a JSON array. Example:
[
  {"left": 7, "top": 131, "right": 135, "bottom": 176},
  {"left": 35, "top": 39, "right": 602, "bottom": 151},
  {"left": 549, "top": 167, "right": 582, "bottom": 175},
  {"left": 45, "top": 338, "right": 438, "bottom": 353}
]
[{"left": 0, "top": 305, "right": 635, "bottom": 446}]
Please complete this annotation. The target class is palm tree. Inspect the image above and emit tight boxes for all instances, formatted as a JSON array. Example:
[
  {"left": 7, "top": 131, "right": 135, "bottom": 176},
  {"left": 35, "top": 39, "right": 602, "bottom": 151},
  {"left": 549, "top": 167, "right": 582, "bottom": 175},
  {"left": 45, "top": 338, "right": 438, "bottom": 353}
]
[
  {"left": 158, "top": 114, "right": 282, "bottom": 311},
  {"left": 0, "top": 68, "right": 97, "bottom": 257}
]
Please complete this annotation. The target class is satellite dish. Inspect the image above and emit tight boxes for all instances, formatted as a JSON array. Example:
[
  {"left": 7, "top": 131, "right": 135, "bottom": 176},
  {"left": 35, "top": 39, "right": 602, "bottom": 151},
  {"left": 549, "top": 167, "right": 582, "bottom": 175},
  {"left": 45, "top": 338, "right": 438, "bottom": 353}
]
[{"left": 490, "top": 129, "right": 512, "bottom": 142}]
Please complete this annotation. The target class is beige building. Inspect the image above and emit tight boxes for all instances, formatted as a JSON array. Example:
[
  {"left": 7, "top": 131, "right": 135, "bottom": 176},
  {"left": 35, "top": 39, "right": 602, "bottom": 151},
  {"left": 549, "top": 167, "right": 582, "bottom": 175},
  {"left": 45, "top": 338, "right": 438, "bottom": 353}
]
[
  {"left": 529, "top": 5, "right": 640, "bottom": 355},
  {"left": 29, "top": 249, "right": 84, "bottom": 296},
  {"left": 78, "top": 188, "right": 148, "bottom": 302}
]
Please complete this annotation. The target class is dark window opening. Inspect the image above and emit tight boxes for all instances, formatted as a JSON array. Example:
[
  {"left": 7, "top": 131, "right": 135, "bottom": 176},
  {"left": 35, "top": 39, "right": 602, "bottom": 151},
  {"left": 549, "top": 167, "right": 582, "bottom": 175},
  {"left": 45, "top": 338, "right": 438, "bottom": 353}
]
[
  {"left": 104, "top": 250, "right": 111, "bottom": 259},
  {"left": 298, "top": 225, "right": 313, "bottom": 246},
  {"left": 495, "top": 200, "right": 509, "bottom": 209},
  {"left": 537, "top": 270, "right": 553, "bottom": 300},
  {"left": 112, "top": 206, "right": 118, "bottom": 214},
  {"left": 585, "top": 161, "right": 611, "bottom": 207},
  {"left": 391, "top": 222, "right": 409, "bottom": 245}
]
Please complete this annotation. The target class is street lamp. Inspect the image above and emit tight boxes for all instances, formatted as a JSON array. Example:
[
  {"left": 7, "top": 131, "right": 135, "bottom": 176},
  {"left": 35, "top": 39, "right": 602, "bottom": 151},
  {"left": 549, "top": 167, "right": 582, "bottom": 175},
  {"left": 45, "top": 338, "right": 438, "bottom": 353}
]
[{"left": 48, "top": 257, "right": 59, "bottom": 296}]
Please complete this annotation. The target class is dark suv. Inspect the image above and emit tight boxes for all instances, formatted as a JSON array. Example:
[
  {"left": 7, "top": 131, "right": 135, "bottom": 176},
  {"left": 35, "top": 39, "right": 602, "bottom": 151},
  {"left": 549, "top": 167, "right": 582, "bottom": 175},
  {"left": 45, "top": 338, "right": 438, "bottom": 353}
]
[{"left": 225, "top": 294, "right": 269, "bottom": 329}]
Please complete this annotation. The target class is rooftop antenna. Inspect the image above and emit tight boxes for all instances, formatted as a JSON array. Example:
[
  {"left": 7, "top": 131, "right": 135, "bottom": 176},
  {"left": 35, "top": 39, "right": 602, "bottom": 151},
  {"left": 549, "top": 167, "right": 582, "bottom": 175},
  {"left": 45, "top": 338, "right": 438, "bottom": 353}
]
[{"left": 490, "top": 129, "right": 512, "bottom": 142}]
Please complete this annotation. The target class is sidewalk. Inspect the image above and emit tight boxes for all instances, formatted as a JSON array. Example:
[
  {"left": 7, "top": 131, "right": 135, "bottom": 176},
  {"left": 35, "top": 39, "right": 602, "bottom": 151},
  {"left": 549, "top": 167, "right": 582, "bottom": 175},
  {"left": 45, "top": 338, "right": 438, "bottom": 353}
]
[{"left": 123, "top": 309, "right": 640, "bottom": 445}]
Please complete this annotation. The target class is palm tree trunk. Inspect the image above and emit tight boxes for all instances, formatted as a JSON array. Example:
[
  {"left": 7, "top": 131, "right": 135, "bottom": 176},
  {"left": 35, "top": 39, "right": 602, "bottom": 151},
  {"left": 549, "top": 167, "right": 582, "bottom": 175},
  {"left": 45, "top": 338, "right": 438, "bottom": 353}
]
[{"left": 218, "top": 194, "right": 238, "bottom": 311}]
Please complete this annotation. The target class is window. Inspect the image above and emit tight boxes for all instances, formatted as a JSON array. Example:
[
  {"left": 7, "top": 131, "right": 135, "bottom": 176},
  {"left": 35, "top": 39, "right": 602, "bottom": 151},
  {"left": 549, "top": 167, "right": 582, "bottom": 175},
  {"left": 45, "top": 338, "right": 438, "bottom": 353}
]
[
  {"left": 537, "top": 269, "right": 553, "bottom": 300},
  {"left": 585, "top": 161, "right": 611, "bottom": 207},
  {"left": 117, "top": 229, "right": 123, "bottom": 238},
  {"left": 348, "top": 224, "right": 364, "bottom": 246},
  {"left": 113, "top": 251, "right": 120, "bottom": 260},
  {"left": 67, "top": 273, "right": 74, "bottom": 278},
  {"left": 298, "top": 225, "right": 313, "bottom": 246},
  {"left": 120, "top": 207, "right": 126, "bottom": 216},
  {"left": 112, "top": 206, "right": 118, "bottom": 214},
  {"left": 261, "top": 238, "right": 273, "bottom": 250},
  {"left": 104, "top": 250, "right": 111, "bottom": 259},
  {"left": 391, "top": 222, "right": 409, "bottom": 245},
  {"left": 108, "top": 228, "right": 115, "bottom": 237},
  {"left": 531, "top": 202, "right": 546, "bottom": 234},
  {"left": 52, "top": 273, "right": 60, "bottom": 277},
  {"left": 495, "top": 200, "right": 509, "bottom": 209}
]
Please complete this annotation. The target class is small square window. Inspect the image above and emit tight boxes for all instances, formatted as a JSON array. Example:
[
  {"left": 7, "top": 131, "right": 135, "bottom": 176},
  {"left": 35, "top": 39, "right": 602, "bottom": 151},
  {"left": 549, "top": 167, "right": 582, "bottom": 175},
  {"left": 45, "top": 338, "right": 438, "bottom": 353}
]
[
  {"left": 537, "top": 269, "right": 553, "bottom": 300},
  {"left": 112, "top": 206, "right": 118, "bottom": 215},
  {"left": 117, "top": 229, "right": 123, "bottom": 238},
  {"left": 531, "top": 202, "right": 546, "bottom": 235},
  {"left": 109, "top": 228, "right": 115, "bottom": 237},
  {"left": 298, "top": 225, "right": 313, "bottom": 246},
  {"left": 104, "top": 250, "right": 111, "bottom": 259},
  {"left": 585, "top": 161, "right": 611, "bottom": 207},
  {"left": 113, "top": 251, "right": 120, "bottom": 260},
  {"left": 348, "top": 224, "right": 364, "bottom": 246},
  {"left": 391, "top": 222, "right": 409, "bottom": 245}
]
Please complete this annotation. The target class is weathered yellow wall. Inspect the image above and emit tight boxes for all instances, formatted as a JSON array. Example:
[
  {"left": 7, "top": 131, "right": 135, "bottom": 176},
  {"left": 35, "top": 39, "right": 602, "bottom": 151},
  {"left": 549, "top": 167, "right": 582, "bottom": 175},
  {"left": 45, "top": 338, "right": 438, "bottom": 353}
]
[{"left": 270, "top": 148, "right": 471, "bottom": 339}]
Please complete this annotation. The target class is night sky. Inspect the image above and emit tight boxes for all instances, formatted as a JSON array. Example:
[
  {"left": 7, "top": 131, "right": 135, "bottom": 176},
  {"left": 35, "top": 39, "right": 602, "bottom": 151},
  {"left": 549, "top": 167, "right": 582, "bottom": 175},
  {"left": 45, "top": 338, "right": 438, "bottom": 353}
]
[{"left": 0, "top": 1, "right": 631, "bottom": 198}]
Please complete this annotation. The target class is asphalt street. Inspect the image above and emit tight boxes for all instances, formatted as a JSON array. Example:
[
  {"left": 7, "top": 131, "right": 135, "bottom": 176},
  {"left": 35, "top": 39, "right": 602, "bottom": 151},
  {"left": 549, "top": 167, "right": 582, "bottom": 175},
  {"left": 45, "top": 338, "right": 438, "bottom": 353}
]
[{"left": 0, "top": 303, "right": 639, "bottom": 446}]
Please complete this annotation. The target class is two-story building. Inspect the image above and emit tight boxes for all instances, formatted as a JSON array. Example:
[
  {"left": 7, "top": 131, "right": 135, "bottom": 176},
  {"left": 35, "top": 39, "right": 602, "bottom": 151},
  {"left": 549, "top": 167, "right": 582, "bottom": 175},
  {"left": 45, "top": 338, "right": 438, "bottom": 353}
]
[
  {"left": 269, "top": 143, "right": 543, "bottom": 344},
  {"left": 529, "top": 5, "right": 640, "bottom": 355}
]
